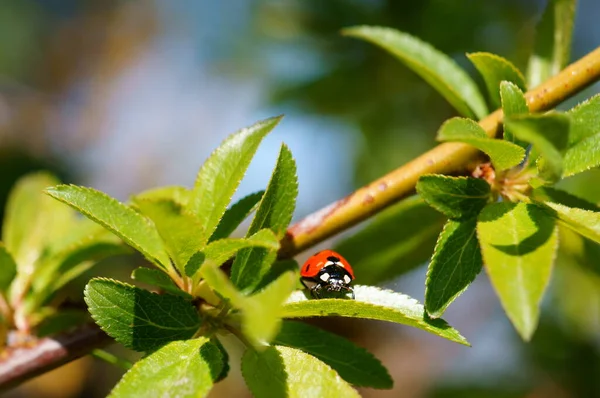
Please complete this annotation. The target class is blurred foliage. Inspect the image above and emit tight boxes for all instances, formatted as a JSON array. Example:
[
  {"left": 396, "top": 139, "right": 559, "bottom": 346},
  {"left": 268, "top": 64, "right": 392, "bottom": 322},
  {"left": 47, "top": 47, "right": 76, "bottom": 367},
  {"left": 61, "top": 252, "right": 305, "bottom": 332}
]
[
  {"left": 0, "top": 0, "right": 600, "bottom": 397},
  {"left": 253, "top": 0, "right": 537, "bottom": 185}
]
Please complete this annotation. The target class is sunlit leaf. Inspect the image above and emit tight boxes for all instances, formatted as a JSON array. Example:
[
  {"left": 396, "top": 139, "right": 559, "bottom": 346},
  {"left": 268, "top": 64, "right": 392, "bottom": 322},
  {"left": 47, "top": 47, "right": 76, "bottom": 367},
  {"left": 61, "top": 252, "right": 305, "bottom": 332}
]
[
  {"left": 343, "top": 26, "right": 488, "bottom": 119},
  {"left": 500, "top": 81, "right": 529, "bottom": 147},
  {"left": 283, "top": 285, "right": 469, "bottom": 346},
  {"left": 562, "top": 95, "right": 600, "bottom": 176},
  {"left": 231, "top": 144, "right": 298, "bottom": 292},
  {"left": 131, "top": 267, "right": 191, "bottom": 298},
  {"left": 542, "top": 201, "right": 600, "bottom": 245},
  {"left": 110, "top": 339, "right": 225, "bottom": 398},
  {"left": 3, "top": 172, "right": 75, "bottom": 268},
  {"left": 566, "top": 94, "right": 600, "bottom": 146},
  {"left": 416, "top": 175, "right": 490, "bottom": 219},
  {"left": 131, "top": 186, "right": 190, "bottom": 208},
  {"left": 0, "top": 244, "right": 16, "bottom": 294},
  {"left": 437, "top": 117, "right": 525, "bottom": 170},
  {"left": 425, "top": 218, "right": 482, "bottom": 318},
  {"left": 46, "top": 185, "right": 170, "bottom": 269},
  {"left": 241, "top": 271, "right": 297, "bottom": 348},
  {"left": 199, "top": 263, "right": 246, "bottom": 308},
  {"left": 477, "top": 202, "right": 558, "bottom": 340},
  {"left": 467, "top": 52, "right": 526, "bottom": 108},
  {"left": 33, "top": 237, "right": 129, "bottom": 302},
  {"left": 242, "top": 345, "right": 360, "bottom": 398},
  {"left": 527, "top": 0, "right": 576, "bottom": 87},
  {"left": 558, "top": 226, "right": 600, "bottom": 277},
  {"left": 532, "top": 187, "right": 599, "bottom": 212},
  {"left": 563, "top": 134, "right": 600, "bottom": 177},
  {"left": 504, "top": 113, "right": 570, "bottom": 181},
  {"left": 135, "top": 199, "right": 204, "bottom": 273},
  {"left": 85, "top": 278, "right": 200, "bottom": 352},
  {"left": 205, "top": 230, "right": 279, "bottom": 268},
  {"left": 209, "top": 190, "right": 264, "bottom": 242},
  {"left": 189, "top": 116, "right": 282, "bottom": 243},
  {"left": 186, "top": 229, "right": 279, "bottom": 278},
  {"left": 274, "top": 320, "right": 393, "bottom": 389}
]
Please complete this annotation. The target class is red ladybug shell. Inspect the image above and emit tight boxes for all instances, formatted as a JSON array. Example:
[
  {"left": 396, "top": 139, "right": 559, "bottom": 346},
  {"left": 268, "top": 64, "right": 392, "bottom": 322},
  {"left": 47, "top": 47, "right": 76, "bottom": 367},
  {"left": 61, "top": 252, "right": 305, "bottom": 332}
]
[{"left": 301, "top": 250, "right": 355, "bottom": 279}]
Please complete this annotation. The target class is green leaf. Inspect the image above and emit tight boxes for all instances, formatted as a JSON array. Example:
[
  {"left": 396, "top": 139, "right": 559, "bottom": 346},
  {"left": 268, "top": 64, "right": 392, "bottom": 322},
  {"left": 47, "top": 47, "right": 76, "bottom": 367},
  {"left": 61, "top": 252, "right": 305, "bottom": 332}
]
[
  {"left": 206, "top": 229, "right": 279, "bottom": 268},
  {"left": 135, "top": 199, "right": 204, "bottom": 273},
  {"left": 0, "top": 244, "right": 16, "bottom": 293},
  {"left": 3, "top": 172, "right": 76, "bottom": 268},
  {"left": 500, "top": 81, "right": 530, "bottom": 147},
  {"left": 209, "top": 190, "right": 264, "bottom": 242},
  {"left": 559, "top": 226, "right": 600, "bottom": 277},
  {"left": 199, "top": 263, "right": 246, "bottom": 308},
  {"left": 416, "top": 175, "right": 490, "bottom": 220},
  {"left": 531, "top": 187, "right": 599, "bottom": 212},
  {"left": 274, "top": 320, "right": 392, "bottom": 389},
  {"left": 562, "top": 95, "right": 600, "bottom": 176},
  {"left": 211, "top": 337, "right": 230, "bottom": 382},
  {"left": 32, "top": 237, "right": 130, "bottom": 305},
  {"left": 242, "top": 345, "right": 360, "bottom": 398},
  {"left": 477, "top": 202, "right": 558, "bottom": 340},
  {"left": 566, "top": 94, "right": 600, "bottom": 146},
  {"left": 283, "top": 285, "right": 469, "bottom": 346},
  {"left": 334, "top": 196, "right": 445, "bottom": 285},
  {"left": 563, "top": 134, "right": 600, "bottom": 177},
  {"left": 425, "top": 218, "right": 482, "bottom": 318},
  {"left": 241, "top": 270, "right": 298, "bottom": 348},
  {"left": 110, "top": 338, "right": 225, "bottom": 398},
  {"left": 85, "top": 278, "right": 201, "bottom": 352},
  {"left": 36, "top": 310, "right": 89, "bottom": 337},
  {"left": 131, "top": 185, "right": 190, "bottom": 208},
  {"left": 131, "top": 267, "right": 191, "bottom": 298},
  {"left": 503, "top": 113, "right": 570, "bottom": 181},
  {"left": 467, "top": 52, "right": 526, "bottom": 108},
  {"left": 437, "top": 117, "right": 526, "bottom": 171},
  {"left": 542, "top": 202, "right": 600, "bottom": 244},
  {"left": 189, "top": 116, "right": 282, "bottom": 243},
  {"left": 343, "top": 26, "right": 487, "bottom": 119},
  {"left": 231, "top": 144, "right": 298, "bottom": 292},
  {"left": 46, "top": 185, "right": 170, "bottom": 269},
  {"left": 187, "top": 229, "right": 280, "bottom": 278},
  {"left": 201, "top": 265, "right": 296, "bottom": 348},
  {"left": 527, "top": 0, "right": 576, "bottom": 87}
]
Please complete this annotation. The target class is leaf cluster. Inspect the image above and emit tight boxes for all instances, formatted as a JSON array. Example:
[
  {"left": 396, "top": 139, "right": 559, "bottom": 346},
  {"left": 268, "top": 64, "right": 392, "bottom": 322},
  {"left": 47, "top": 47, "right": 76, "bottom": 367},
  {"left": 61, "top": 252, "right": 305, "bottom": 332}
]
[
  {"left": 340, "top": 0, "right": 597, "bottom": 343},
  {"left": 0, "top": 172, "right": 128, "bottom": 341},
  {"left": 43, "top": 116, "right": 466, "bottom": 397},
  {"left": 5, "top": 0, "right": 597, "bottom": 396}
]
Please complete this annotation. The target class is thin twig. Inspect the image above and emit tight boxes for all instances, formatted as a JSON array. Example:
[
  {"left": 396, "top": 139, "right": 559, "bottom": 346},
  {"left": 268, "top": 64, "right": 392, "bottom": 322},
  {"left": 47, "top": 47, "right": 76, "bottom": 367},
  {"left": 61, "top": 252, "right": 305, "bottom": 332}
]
[
  {"left": 0, "top": 324, "right": 111, "bottom": 392},
  {"left": 1, "top": 46, "right": 600, "bottom": 391}
]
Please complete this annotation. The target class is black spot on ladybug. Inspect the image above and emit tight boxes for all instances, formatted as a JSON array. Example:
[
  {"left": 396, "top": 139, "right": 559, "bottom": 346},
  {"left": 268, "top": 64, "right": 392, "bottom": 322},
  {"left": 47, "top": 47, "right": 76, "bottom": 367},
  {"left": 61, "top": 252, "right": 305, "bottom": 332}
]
[{"left": 326, "top": 256, "right": 340, "bottom": 262}]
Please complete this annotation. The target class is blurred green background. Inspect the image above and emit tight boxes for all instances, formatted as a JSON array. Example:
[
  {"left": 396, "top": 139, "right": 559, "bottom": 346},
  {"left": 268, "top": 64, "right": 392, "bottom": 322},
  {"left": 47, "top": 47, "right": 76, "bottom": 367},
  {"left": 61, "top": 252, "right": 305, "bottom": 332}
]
[{"left": 1, "top": 1, "right": 599, "bottom": 397}]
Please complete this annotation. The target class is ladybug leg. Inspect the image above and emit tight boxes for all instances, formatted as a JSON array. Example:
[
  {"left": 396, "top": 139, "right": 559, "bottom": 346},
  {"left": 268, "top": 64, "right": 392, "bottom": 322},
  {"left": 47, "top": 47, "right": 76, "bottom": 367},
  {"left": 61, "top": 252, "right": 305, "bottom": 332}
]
[
  {"left": 310, "top": 284, "right": 323, "bottom": 299},
  {"left": 345, "top": 286, "right": 355, "bottom": 299}
]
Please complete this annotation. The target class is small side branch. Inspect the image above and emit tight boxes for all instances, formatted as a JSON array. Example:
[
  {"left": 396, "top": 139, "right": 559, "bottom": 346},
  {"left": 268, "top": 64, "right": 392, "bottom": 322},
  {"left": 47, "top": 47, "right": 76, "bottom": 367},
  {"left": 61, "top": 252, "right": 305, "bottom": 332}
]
[{"left": 0, "top": 324, "right": 111, "bottom": 392}]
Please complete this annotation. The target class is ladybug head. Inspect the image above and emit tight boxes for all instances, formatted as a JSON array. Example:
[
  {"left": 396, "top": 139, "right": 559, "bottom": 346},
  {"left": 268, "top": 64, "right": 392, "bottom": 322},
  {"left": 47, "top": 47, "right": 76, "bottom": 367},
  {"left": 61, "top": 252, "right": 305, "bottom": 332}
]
[{"left": 317, "top": 265, "right": 352, "bottom": 292}]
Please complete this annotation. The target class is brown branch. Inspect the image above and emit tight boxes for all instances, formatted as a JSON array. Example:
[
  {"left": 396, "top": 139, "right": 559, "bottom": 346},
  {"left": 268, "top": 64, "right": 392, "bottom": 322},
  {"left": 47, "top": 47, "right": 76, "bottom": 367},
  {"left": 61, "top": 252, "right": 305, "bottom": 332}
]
[
  {"left": 1, "top": 46, "right": 600, "bottom": 391},
  {"left": 0, "top": 324, "right": 111, "bottom": 392},
  {"left": 280, "top": 46, "right": 600, "bottom": 257}
]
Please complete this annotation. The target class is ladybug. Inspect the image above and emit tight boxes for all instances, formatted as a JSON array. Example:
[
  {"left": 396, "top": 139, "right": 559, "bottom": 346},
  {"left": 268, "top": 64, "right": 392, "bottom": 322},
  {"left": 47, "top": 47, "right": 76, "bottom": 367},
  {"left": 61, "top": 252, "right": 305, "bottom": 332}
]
[{"left": 300, "top": 250, "right": 355, "bottom": 299}]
